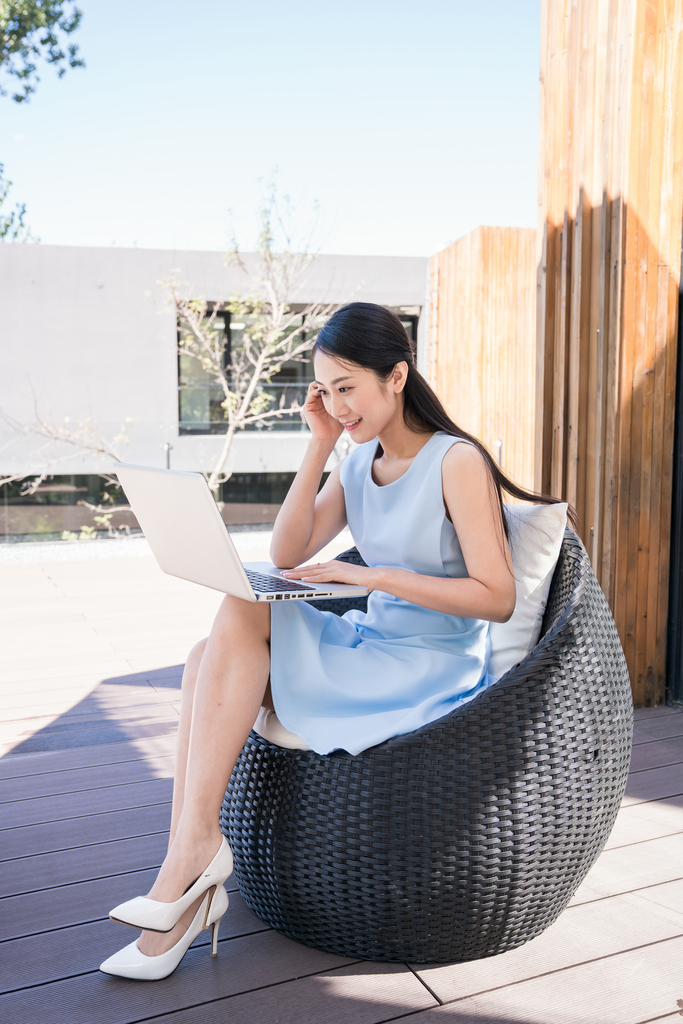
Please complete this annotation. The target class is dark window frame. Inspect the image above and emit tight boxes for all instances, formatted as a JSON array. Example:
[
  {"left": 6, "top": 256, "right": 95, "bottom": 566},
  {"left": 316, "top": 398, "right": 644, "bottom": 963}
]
[{"left": 177, "top": 304, "right": 421, "bottom": 436}]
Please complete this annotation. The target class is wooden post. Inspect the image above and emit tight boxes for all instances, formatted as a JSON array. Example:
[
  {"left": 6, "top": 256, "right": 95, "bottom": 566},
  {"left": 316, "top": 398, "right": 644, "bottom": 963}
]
[
  {"left": 429, "top": 227, "right": 537, "bottom": 494},
  {"left": 537, "top": 0, "right": 683, "bottom": 705}
]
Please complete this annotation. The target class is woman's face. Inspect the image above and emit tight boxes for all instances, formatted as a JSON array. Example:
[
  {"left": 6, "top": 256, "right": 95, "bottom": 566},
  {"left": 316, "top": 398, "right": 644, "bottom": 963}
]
[{"left": 312, "top": 350, "right": 406, "bottom": 443}]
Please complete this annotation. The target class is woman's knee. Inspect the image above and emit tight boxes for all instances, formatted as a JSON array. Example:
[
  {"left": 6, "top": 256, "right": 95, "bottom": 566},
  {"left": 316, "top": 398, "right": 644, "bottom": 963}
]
[
  {"left": 215, "top": 594, "right": 270, "bottom": 639},
  {"left": 182, "top": 637, "right": 208, "bottom": 693}
]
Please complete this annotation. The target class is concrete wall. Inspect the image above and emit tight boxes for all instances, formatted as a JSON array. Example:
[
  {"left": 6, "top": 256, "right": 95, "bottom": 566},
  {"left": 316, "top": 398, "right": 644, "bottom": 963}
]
[{"left": 0, "top": 245, "right": 428, "bottom": 477}]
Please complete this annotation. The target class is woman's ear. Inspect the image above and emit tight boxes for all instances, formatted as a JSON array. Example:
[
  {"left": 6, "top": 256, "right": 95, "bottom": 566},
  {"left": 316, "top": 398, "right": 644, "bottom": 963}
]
[{"left": 391, "top": 361, "right": 409, "bottom": 393}]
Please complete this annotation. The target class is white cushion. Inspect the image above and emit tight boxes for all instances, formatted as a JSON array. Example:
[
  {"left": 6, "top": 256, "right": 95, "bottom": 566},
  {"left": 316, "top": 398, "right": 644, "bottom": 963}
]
[
  {"left": 253, "top": 707, "right": 310, "bottom": 750},
  {"left": 488, "top": 502, "right": 568, "bottom": 680},
  {"left": 254, "top": 502, "right": 567, "bottom": 747}
]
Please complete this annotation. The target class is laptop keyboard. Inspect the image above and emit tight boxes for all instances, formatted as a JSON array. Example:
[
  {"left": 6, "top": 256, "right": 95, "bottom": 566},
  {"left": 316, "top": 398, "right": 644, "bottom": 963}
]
[{"left": 245, "top": 569, "right": 315, "bottom": 596}]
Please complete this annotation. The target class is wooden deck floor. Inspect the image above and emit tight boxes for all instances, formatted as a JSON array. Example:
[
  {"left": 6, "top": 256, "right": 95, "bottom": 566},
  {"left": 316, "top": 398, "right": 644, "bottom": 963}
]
[{"left": 1, "top": 551, "right": 683, "bottom": 1023}]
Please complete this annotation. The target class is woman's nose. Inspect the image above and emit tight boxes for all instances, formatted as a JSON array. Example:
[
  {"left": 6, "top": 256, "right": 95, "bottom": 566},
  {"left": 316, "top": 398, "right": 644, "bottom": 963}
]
[{"left": 329, "top": 395, "right": 349, "bottom": 419}]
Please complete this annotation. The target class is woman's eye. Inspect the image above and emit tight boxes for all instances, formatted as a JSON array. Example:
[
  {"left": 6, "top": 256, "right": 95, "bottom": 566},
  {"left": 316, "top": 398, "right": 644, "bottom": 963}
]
[{"left": 338, "top": 387, "right": 350, "bottom": 394}]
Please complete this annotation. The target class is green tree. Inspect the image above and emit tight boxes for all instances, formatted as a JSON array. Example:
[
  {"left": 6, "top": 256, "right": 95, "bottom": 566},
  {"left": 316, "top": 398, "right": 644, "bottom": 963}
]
[
  {"left": 0, "top": 0, "right": 84, "bottom": 103},
  {"left": 0, "top": 162, "right": 37, "bottom": 240}
]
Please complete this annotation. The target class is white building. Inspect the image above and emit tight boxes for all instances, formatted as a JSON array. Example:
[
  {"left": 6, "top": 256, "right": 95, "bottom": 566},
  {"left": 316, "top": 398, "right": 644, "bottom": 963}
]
[{"left": 1, "top": 244, "right": 428, "bottom": 536}]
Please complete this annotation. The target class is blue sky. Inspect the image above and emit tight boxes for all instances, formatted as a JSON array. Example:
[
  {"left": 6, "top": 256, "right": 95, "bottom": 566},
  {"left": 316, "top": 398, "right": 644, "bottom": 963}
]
[{"left": 1, "top": 0, "right": 541, "bottom": 256}]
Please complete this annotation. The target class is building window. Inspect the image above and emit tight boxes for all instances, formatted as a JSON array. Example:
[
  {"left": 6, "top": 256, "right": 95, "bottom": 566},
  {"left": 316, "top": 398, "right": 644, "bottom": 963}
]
[
  {"left": 1, "top": 476, "right": 138, "bottom": 540},
  {"left": 178, "top": 306, "right": 420, "bottom": 435},
  {"left": 178, "top": 309, "right": 315, "bottom": 435},
  {"left": 219, "top": 472, "right": 329, "bottom": 527},
  {"left": 397, "top": 309, "right": 419, "bottom": 345}
]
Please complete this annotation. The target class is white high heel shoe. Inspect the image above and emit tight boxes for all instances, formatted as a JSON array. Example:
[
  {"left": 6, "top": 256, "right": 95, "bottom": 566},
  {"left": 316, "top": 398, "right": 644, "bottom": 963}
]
[
  {"left": 109, "top": 837, "right": 233, "bottom": 933},
  {"left": 100, "top": 885, "right": 229, "bottom": 980}
]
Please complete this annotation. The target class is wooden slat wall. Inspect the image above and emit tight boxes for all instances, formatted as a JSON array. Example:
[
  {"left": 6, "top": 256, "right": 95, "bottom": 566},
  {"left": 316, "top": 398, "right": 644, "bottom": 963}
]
[
  {"left": 536, "top": 0, "right": 683, "bottom": 705},
  {"left": 429, "top": 227, "right": 537, "bottom": 494}
]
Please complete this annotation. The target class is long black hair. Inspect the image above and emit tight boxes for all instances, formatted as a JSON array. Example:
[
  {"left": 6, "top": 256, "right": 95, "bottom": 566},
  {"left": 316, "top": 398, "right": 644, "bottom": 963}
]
[{"left": 313, "top": 301, "right": 577, "bottom": 538}]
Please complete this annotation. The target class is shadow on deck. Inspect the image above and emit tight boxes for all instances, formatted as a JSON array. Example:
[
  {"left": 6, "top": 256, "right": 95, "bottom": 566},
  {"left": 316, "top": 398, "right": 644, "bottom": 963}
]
[{"left": 0, "top": 666, "right": 682, "bottom": 1023}]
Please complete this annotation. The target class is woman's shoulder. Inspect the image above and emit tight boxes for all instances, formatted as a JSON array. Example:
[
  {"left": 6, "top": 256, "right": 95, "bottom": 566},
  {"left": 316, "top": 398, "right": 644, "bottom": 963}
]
[
  {"left": 441, "top": 436, "right": 486, "bottom": 468},
  {"left": 429, "top": 436, "right": 488, "bottom": 504},
  {"left": 429, "top": 432, "right": 484, "bottom": 468}
]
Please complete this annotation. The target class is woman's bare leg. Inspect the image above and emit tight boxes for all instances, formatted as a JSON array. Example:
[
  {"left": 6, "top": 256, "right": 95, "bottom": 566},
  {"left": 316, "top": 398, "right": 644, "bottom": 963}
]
[
  {"left": 167, "top": 638, "right": 207, "bottom": 848},
  {"left": 137, "top": 595, "right": 270, "bottom": 956},
  {"left": 168, "top": 640, "right": 275, "bottom": 847}
]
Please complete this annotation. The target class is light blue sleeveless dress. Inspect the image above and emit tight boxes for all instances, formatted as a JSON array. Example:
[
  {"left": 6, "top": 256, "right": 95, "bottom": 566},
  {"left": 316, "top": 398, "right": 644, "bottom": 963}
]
[{"left": 269, "top": 431, "right": 495, "bottom": 755}]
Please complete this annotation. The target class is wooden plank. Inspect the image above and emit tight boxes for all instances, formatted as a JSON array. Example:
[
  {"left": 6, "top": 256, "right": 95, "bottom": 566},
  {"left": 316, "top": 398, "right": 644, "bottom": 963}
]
[
  {"left": 3, "top": 777, "right": 173, "bottom": 828},
  {"left": 1, "top": 692, "right": 179, "bottom": 724},
  {"left": 430, "top": 227, "right": 536, "bottom": 494},
  {"left": 2, "top": 695, "right": 172, "bottom": 725},
  {"left": 656, "top": 267, "right": 683, "bottom": 703},
  {"left": 569, "top": 833, "right": 683, "bottom": 905},
  {"left": 124, "top": 653, "right": 199, "bottom": 674},
  {"left": 412, "top": 882, "right": 683, "bottom": 1001},
  {"left": 0, "top": 658, "right": 135, "bottom": 686},
  {"left": 0, "top": 684, "right": 174, "bottom": 717},
  {"left": 633, "top": 876, "right": 683, "bottom": 917},
  {"left": 632, "top": 712, "right": 683, "bottom": 743},
  {"left": 146, "top": 961, "right": 437, "bottom": 1024},
  {"left": 621, "top": 222, "right": 642, "bottom": 700},
  {"left": 599, "top": 1, "right": 627, "bottom": 598},
  {"left": 4, "top": 801, "right": 171, "bottom": 859},
  {"left": 605, "top": 794, "right": 683, "bottom": 850},
  {"left": 632, "top": 0, "right": 660, "bottom": 705},
  {"left": 94, "top": 634, "right": 200, "bottom": 655},
  {"left": 647, "top": 2, "right": 676, "bottom": 705},
  {"left": 0, "top": 669, "right": 181, "bottom": 702},
  {"left": 633, "top": 705, "right": 682, "bottom": 721},
  {"left": 0, "top": 868, "right": 163, "bottom": 941},
  {"left": 0, "top": 753, "right": 174, "bottom": 803},
  {"left": 0, "top": 638, "right": 120, "bottom": 663},
  {"left": 405, "top": 934, "right": 683, "bottom": 1024},
  {"left": 0, "top": 930, "right": 358, "bottom": 1024},
  {"left": 619, "top": 791, "right": 683, "bottom": 821},
  {"left": 622, "top": 763, "right": 683, "bottom": 805},
  {"left": 1, "top": 671, "right": 181, "bottom": 696},
  {"left": 3, "top": 712, "right": 180, "bottom": 756},
  {"left": 536, "top": 0, "right": 683, "bottom": 707},
  {"left": 622, "top": 0, "right": 649, "bottom": 707},
  {"left": 0, "top": 890, "right": 269, "bottom": 994},
  {"left": 628, "top": 734, "right": 683, "bottom": 773},
  {"left": 658, "top": 2, "right": 683, "bottom": 705},
  {"left": 552, "top": 209, "right": 570, "bottom": 500},
  {"left": 2, "top": 832, "right": 171, "bottom": 897},
  {"left": 0, "top": 736, "right": 175, "bottom": 780},
  {"left": 534, "top": 0, "right": 550, "bottom": 494},
  {"left": 587, "top": 0, "right": 610, "bottom": 569},
  {"left": 1, "top": 651, "right": 128, "bottom": 675}
]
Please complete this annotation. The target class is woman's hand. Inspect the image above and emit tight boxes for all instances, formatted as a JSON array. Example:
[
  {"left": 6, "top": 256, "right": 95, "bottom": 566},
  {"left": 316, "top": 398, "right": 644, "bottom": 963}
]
[
  {"left": 301, "top": 382, "right": 344, "bottom": 445},
  {"left": 281, "top": 559, "right": 375, "bottom": 589}
]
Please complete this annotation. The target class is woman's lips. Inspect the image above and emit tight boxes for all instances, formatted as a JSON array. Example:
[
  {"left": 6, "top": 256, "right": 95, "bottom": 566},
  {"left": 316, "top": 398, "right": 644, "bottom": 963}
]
[{"left": 344, "top": 418, "right": 362, "bottom": 431}]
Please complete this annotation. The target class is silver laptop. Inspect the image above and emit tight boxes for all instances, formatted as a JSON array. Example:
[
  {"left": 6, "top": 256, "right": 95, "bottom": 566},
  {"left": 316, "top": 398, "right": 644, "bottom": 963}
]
[{"left": 115, "top": 464, "right": 368, "bottom": 603}]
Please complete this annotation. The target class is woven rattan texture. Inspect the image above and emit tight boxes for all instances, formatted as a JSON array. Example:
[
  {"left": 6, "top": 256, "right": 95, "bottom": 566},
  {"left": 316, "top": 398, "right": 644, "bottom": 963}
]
[{"left": 220, "top": 530, "right": 633, "bottom": 963}]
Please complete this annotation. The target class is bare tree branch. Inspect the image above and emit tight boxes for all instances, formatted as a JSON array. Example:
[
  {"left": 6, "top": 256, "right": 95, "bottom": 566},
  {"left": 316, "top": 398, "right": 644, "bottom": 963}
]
[
  {"left": 0, "top": 387, "right": 132, "bottom": 507},
  {"left": 0, "top": 188, "right": 360, "bottom": 536},
  {"left": 0, "top": 385, "right": 131, "bottom": 464},
  {"left": 169, "top": 186, "right": 354, "bottom": 493}
]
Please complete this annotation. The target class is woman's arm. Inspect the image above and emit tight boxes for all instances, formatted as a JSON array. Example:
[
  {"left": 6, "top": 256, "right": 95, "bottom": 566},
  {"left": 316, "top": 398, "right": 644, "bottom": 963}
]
[
  {"left": 282, "top": 443, "right": 516, "bottom": 622},
  {"left": 270, "top": 383, "right": 348, "bottom": 568},
  {"left": 270, "top": 451, "right": 347, "bottom": 568}
]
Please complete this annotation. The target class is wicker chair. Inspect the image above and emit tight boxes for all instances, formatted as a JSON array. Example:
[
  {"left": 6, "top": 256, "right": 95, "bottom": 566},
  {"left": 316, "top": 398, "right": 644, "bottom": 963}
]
[{"left": 219, "top": 530, "right": 633, "bottom": 963}]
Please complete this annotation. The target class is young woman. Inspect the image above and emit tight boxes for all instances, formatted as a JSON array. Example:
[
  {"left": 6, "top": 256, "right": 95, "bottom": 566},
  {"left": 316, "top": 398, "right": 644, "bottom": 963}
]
[{"left": 100, "top": 302, "right": 563, "bottom": 980}]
